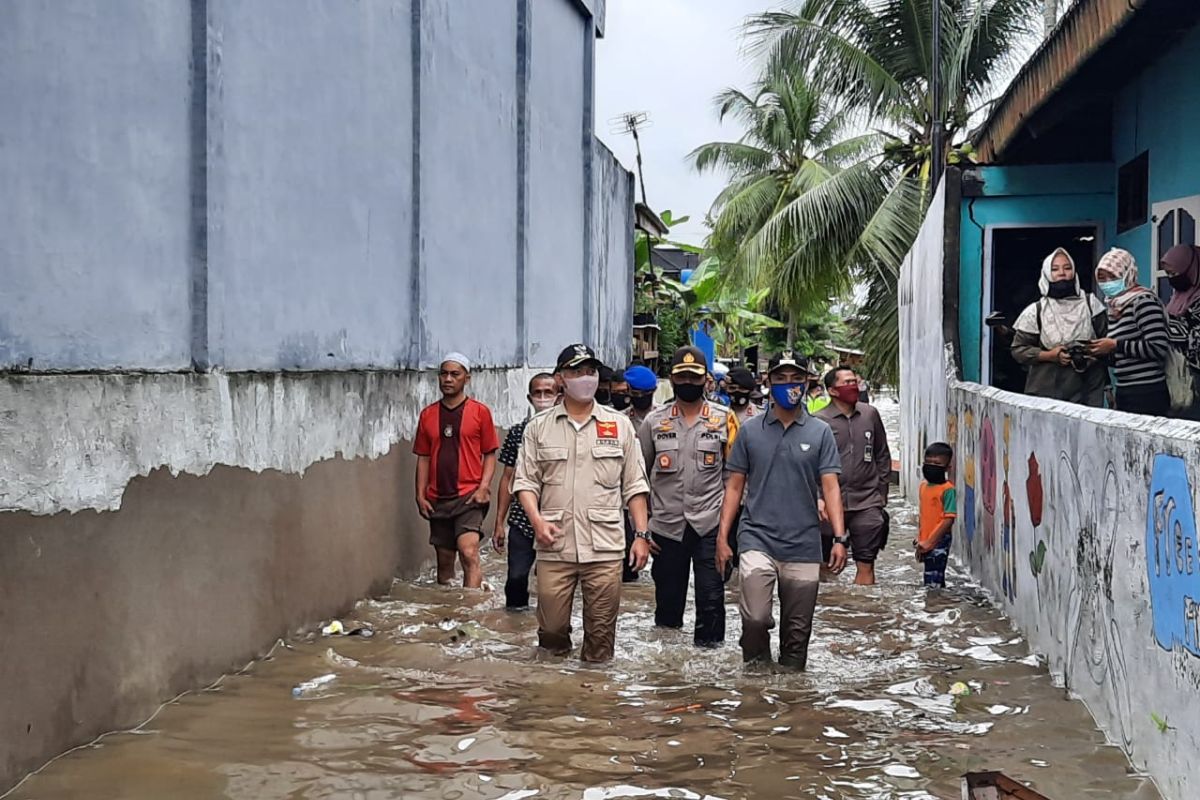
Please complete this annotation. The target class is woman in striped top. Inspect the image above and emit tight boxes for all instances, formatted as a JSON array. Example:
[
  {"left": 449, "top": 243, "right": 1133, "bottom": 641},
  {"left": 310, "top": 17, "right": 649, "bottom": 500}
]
[{"left": 1088, "top": 248, "right": 1171, "bottom": 416}]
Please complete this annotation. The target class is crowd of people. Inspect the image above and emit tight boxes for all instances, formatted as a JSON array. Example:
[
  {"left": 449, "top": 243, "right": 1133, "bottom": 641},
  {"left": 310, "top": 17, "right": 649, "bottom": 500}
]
[
  {"left": 1008, "top": 244, "right": 1200, "bottom": 418},
  {"left": 411, "top": 343, "right": 958, "bottom": 669}
]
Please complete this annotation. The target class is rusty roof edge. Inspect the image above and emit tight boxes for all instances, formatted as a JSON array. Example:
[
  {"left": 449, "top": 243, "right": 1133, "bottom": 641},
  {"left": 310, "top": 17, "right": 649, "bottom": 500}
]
[{"left": 974, "top": 0, "right": 1147, "bottom": 162}]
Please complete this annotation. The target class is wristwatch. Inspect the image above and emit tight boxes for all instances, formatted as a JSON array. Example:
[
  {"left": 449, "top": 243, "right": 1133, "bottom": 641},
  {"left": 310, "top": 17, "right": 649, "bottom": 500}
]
[
  {"left": 634, "top": 530, "right": 653, "bottom": 542},
  {"left": 833, "top": 534, "right": 850, "bottom": 547}
]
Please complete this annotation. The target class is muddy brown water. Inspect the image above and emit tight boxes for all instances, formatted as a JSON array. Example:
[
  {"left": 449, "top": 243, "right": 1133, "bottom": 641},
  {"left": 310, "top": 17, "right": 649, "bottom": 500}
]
[{"left": 8, "top": 401, "right": 1160, "bottom": 799}]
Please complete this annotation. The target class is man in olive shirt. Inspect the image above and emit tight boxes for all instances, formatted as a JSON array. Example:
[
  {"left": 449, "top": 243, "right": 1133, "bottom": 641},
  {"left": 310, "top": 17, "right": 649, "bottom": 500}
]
[
  {"left": 638, "top": 346, "right": 739, "bottom": 647},
  {"left": 513, "top": 344, "right": 652, "bottom": 663},
  {"left": 817, "top": 366, "right": 892, "bottom": 585}
]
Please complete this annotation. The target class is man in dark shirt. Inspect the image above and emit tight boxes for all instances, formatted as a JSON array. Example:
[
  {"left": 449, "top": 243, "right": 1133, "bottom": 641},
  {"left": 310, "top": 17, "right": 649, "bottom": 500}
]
[
  {"left": 413, "top": 353, "right": 500, "bottom": 588},
  {"left": 493, "top": 372, "right": 559, "bottom": 608},
  {"left": 817, "top": 366, "right": 892, "bottom": 585},
  {"left": 717, "top": 352, "right": 848, "bottom": 670}
]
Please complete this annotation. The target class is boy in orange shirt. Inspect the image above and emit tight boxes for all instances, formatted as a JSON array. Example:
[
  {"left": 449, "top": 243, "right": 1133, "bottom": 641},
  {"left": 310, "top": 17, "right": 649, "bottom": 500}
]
[{"left": 915, "top": 442, "right": 956, "bottom": 587}]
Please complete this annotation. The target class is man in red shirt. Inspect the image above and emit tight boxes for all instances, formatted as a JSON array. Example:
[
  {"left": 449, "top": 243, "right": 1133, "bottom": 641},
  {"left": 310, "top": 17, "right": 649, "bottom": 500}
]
[{"left": 413, "top": 353, "right": 500, "bottom": 588}]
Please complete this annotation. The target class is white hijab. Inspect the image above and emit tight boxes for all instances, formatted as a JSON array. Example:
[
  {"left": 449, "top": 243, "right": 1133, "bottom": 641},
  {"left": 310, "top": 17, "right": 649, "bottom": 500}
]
[{"left": 1013, "top": 248, "right": 1105, "bottom": 348}]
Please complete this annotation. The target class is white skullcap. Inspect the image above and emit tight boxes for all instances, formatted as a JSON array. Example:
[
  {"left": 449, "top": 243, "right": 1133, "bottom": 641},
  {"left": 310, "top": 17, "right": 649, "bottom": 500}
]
[{"left": 441, "top": 352, "right": 471, "bottom": 372}]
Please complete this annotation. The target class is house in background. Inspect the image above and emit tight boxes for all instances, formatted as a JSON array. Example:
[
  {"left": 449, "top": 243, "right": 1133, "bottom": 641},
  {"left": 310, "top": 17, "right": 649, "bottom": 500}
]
[
  {"left": 899, "top": 2, "right": 1200, "bottom": 797},
  {"left": 953, "top": 0, "right": 1200, "bottom": 391}
]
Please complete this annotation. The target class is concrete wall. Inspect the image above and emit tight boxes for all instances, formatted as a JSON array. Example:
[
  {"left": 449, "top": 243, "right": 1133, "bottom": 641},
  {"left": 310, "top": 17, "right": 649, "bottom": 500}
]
[
  {"left": 0, "top": 0, "right": 631, "bottom": 372},
  {"left": 0, "top": 0, "right": 630, "bottom": 790},
  {"left": 899, "top": 180, "right": 949, "bottom": 500},
  {"left": 0, "top": 1, "right": 193, "bottom": 370},
  {"left": 904, "top": 194, "right": 1200, "bottom": 800}
]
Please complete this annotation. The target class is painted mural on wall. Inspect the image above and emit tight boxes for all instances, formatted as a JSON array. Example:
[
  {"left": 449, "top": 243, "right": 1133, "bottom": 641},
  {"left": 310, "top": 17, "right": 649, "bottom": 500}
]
[{"left": 1147, "top": 453, "right": 1200, "bottom": 658}]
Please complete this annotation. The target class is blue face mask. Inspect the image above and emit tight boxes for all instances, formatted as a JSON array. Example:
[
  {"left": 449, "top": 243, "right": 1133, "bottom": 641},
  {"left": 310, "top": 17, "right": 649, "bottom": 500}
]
[
  {"left": 770, "top": 383, "right": 805, "bottom": 410},
  {"left": 1098, "top": 278, "right": 1126, "bottom": 298}
]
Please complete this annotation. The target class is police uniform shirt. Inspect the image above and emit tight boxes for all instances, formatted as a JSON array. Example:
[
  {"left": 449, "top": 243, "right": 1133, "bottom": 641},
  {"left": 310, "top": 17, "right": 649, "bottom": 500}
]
[
  {"left": 512, "top": 403, "right": 650, "bottom": 563},
  {"left": 637, "top": 401, "right": 739, "bottom": 540}
]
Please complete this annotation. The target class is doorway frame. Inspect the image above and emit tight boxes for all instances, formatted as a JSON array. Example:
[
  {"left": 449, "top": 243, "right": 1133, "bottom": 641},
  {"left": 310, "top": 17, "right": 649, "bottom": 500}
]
[{"left": 981, "top": 221, "right": 1103, "bottom": 386}]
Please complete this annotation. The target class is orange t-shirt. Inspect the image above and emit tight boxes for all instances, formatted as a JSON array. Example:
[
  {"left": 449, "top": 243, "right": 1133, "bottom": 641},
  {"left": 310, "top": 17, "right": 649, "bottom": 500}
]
[{"left": 918, "top": 480, "right": 957, "bottom": 547}]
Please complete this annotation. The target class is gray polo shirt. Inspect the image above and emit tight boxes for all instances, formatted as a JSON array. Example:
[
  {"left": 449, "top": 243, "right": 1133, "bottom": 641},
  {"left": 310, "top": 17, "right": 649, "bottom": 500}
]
[{"left": 726, "top": 408, "right": 841, "bottom": 563}]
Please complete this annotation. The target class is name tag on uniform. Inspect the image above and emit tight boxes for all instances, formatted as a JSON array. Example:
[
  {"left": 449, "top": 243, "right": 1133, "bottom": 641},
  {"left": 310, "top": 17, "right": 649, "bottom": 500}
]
[
  {"left": 596, "top": 421, "right": 619, "bottom": 439},
  {"left": 864, "top": 431, "right": 874, "bottom": 462}
]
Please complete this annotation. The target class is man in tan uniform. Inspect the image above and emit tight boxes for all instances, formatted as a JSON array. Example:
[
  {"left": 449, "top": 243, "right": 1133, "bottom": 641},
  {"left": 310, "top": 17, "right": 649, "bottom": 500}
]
[
  {"left": 514, "top": 344, "right": 652, "bottom": 662},
  {"left": 639, "top": 346, "right": 739, "bottom": 647}
]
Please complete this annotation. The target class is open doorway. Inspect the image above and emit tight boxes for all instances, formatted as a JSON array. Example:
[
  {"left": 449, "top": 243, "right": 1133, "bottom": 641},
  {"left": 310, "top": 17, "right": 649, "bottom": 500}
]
[{"left": 983, "top": 225, "right": 1099, "bottom": 393}]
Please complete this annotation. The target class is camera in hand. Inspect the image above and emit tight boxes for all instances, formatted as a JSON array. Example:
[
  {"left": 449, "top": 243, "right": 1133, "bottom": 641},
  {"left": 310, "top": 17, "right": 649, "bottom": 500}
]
[{"left": 1066, "top": 342, "right": 1090, "bottom": 372}]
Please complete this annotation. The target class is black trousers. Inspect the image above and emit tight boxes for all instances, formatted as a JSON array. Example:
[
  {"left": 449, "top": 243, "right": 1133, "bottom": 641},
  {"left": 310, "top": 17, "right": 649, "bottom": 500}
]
[
  {"left": 504, "top": 526, "right": 536, "bottom": 608},
  {"left": 1116, "top": 381, "right": 1170, "bottom": 417},
  {"left": 651, "top": 524, "right": 725, "bottom": 646}
]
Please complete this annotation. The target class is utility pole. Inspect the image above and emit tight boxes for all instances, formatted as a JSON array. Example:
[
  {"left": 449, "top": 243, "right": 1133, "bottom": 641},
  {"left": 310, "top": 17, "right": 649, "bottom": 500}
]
[
  {"left": 609, "top": 111, "right": 651, "bottom": 207},
  {"left": 930, "top": 0, "right": 944, "bottom": 191}
]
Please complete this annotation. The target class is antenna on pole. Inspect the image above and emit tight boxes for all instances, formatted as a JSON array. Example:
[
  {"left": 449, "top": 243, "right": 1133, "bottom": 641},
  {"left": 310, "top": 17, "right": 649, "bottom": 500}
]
[{"left": 608, "top": 111, "right": 652, "bottom": 207}]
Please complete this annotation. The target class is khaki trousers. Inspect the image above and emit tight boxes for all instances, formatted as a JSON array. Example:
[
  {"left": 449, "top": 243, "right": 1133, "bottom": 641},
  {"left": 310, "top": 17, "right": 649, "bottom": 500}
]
[
  {"left": 536, "top": 560, "right": 622, "bottom": 663},
  {"left": 737, "top": 550, "right": 820, "bottom": 668}
]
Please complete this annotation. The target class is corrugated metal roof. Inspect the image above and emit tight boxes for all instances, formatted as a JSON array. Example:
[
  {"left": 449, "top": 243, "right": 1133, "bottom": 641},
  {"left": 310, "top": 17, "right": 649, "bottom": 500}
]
[{"left": 975, "top": 0, "right": 1146, "bottom": 162}]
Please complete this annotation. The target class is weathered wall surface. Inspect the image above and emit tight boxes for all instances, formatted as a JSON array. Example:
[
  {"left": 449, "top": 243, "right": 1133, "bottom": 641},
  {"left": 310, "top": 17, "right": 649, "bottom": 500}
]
[
  {"left": 904, "top": 184, "right": 1200, "bottom": 800},
  {"left": 899, "top": 181, "right": 949, "bottom": 502},
  {"left": 0, "top": 370, "right": 539, "bottom": 516},
  {"left": 0, "top": 0, "right": 630, "bottom": 373},
  {"left": 0, "top": 446, "right": 421, "bottom": 788}
]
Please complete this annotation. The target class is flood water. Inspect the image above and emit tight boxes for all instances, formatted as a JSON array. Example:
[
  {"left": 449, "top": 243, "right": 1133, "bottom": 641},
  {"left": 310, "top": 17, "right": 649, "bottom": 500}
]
[{"left": 8, "top": 401, "right": 1161, "bottom": 800}]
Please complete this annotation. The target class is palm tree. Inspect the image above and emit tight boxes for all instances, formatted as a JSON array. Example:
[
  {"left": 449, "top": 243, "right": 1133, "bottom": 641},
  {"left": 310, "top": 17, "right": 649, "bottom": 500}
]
[
  {"left": 746, "top": 0, "right": 1040, "bottom": 380},
  {"left": 689, "top": 66, "right": 921, "bottom": 351}
]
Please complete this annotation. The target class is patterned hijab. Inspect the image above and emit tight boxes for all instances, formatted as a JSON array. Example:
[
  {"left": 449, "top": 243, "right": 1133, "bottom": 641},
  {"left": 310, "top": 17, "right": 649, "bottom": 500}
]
[
  {"left": 1163, "top": 244, "right": 1200, "bottom": 316},
  {"left": 1096, "top": 248, "right": 1148, "bottom": 320}
]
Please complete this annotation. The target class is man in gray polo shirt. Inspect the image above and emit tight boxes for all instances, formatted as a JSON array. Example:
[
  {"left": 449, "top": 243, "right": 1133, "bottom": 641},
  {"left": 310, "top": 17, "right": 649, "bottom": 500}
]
[{"left": 717, "top": 351, "right": 848, "bottom": 669}]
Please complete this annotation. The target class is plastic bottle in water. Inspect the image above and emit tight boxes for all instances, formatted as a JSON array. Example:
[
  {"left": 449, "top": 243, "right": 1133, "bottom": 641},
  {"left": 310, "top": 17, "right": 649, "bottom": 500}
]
[{"left": 292, "top": 673, "right": 337, "bottom": 697}]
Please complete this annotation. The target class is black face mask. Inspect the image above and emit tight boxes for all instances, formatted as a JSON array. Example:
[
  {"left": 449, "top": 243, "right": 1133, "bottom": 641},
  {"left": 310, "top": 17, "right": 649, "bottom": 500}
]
[
  {"left": 922, "top": 464, "right": 948, "bottom": 485},
  {"left": 672, "top": 382, "right": 705, "bottom": 403},
  {"left": 595, "top": 389, "right": 612, "bottom": 406},
  {"left": 631, "top": 394, "right": 654, "bottom": 411},
  {"left": 611, "top": 393, "right": 630, "bottom": 411},
  {"left": 1047, "top": 279, "right": 1076, "bottom": 299},
  {"left": 1169, "top": 273, "right": 1193, "bottom": 291},
  {"left": 728, "top": 392, "right": 751, "bottom": 407}
]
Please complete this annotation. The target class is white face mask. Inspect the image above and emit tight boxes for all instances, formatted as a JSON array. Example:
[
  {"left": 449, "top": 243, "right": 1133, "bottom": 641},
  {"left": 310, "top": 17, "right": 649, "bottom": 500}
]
[
  {"left": 563, "top": 374, "right": 599, "bottom": 403},
  {"left": 530, "top": 395, "right": 556, "bottom": 412}
]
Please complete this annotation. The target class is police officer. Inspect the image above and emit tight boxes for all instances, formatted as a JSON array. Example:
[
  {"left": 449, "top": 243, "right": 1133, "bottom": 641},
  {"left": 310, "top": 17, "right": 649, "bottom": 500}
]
[
  {"left": 638, "top": 346, "right": 740, "bottom": 647},
  {"left": 513, "top": 344, "right": 652, "bottom": 663}
]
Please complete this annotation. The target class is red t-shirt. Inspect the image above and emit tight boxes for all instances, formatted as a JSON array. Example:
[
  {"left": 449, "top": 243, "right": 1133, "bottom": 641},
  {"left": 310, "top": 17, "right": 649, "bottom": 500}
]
[{"left": 413, "top": 397, "right": 499, "bottom": 501}]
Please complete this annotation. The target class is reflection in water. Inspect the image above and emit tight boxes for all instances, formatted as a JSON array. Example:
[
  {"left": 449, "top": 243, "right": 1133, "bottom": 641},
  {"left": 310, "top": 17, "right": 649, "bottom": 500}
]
[{"left": 9, "top": 403, "right": 1159, "bottom": 800}]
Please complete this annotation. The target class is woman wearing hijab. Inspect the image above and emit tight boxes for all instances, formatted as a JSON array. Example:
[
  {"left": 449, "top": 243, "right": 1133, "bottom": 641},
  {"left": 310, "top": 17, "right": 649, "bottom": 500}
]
[
  {"left": 1163, "top": 244, "right": 1200, "bottom": 418},
  {"left": 1087, "top": 247, "right": 1171, "bottom": 416},
  {"left": 1011, "top": 247, "right": 1109, "bottom": 406}
]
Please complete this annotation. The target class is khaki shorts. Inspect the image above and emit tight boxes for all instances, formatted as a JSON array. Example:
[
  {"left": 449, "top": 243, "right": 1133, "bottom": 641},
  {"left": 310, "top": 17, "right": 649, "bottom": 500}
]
[{"left": 428, "top": 494, "right": 488, "bottom": 551}]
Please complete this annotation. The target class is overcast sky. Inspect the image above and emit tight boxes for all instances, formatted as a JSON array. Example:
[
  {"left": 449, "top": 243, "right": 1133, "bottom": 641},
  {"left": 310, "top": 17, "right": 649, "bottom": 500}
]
[{"left": 595, "top": 0, "right": 774, "bottom": 246}]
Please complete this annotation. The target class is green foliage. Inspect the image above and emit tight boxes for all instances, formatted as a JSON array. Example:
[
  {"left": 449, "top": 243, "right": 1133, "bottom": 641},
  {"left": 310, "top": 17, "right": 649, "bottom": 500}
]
[
  {"left": 656, "top": 306, "right": 688, "bottom": 368},
  {"left": 742, "top": 0, "right": 1040, "bottom": 381}
]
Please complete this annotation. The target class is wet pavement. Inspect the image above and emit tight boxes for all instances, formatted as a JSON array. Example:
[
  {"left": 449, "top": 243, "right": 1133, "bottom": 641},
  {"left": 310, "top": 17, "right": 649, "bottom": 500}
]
[{"left": 7, "top": 401, "right": 1161, "bottom": 800}]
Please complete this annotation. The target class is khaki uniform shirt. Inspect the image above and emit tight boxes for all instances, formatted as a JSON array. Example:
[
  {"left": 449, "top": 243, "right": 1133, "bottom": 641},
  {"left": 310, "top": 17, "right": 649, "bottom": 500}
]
[
  {"left": 638, "top": 402, "right": 739, "bottom": 540},
  {"left": 512, "top": 403, "right": 650, "bottom": 563}
]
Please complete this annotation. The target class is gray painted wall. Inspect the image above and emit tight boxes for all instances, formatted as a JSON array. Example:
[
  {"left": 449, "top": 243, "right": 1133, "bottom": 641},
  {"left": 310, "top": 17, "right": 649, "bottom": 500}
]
[
  {"left": 0, "top": 1, "right": 193, "bottom": 370},
  {"left": 0, "top": 0, "right": 632, "bottom": 372}
]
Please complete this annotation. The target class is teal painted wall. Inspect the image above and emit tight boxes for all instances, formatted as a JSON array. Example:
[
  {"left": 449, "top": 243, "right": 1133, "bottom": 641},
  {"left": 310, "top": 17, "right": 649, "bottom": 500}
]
[
  {"left": 958, "top": 164, "right": 1114, "bottom": 382},
  {"left": 1112, "top": 25, "right": 1200, "bottom": 267}
]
